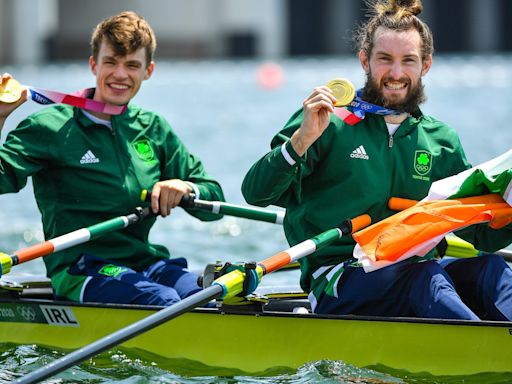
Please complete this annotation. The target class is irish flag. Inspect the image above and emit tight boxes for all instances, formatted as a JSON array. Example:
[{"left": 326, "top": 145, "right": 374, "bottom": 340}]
[{"left": 353, "top": 149, "right": 512, "bottom": 272}]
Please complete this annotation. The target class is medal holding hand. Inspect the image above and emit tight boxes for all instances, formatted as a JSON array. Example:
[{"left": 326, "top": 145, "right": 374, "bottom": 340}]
[
  {"left": 290, "top": 78, "right": 355, "bottom": 156},
  {"left": 0, "top": 74, "right": 28, "bottom": 129}
]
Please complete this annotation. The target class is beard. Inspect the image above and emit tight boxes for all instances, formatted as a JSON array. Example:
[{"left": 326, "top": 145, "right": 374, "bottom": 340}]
[{"left": 361, "top": 72, "right": 427, "bottom": 114}]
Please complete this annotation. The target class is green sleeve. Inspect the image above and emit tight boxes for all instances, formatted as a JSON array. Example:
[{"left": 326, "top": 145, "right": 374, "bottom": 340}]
[
  {"left": 161, "top": 122, "right": 225, "bottom": 222},
  {"left": 241, "top": 109, "right": 313, "bottom": 208},
  {"left": 0, "top": 116, "right": 51, "bottom": 193}
]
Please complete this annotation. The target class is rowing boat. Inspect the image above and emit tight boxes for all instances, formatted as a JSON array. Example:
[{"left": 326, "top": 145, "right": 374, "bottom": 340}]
[
  {"left": 2, "top": 196, "right": 511, "bottom": 381},
  {"left": 1, "top": 274, "right": 511, "bottom": 378}
]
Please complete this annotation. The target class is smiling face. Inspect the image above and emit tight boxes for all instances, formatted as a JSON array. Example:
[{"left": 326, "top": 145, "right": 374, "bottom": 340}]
[
  {"left": 89, "top": 40, "right": 154, "bottom": 109},
  {"left": 359, "top": 26, "right": 432, "bottom": 112}
]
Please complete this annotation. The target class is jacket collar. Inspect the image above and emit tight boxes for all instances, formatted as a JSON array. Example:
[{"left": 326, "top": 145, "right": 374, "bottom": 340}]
[
  {"left": 74, "top": 102, "right": 135, "bottom": 129},
  {"left": 366, "top": 108, "right": 424, "bottom": 137}
]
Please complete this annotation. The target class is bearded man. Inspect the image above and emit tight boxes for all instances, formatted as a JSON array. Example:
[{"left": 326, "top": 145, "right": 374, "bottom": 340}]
[{"left": 241, "top": 0, "right": 512, "bottom": 320}]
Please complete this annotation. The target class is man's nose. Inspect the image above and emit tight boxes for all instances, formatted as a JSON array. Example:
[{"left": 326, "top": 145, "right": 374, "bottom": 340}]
[
  {"left": 112, "top": 64, "right": 128, "bottom": 79},
  {"left": 388, "top": 61, "right": 404, "bottom": 79}
]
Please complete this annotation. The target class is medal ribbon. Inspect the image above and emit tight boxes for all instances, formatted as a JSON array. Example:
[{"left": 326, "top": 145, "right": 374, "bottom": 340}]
[
  {"left": 333, "top": 89, "right": 402, "bottom": 126},
  {"left": 27, "top": 87, "right": 127, "bottom": 115}
]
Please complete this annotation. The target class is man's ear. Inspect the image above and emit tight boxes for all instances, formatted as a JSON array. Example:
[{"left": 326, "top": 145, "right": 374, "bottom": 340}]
[
  {"left": 421, "top": 54, "right": 432, "bottom": 76},
  {"left": 89, "top": 56, "right": 97, "bottom": 76},
  {"left": 359, "top": 50, "right": 369, "bottom": 73},
  {"left": 144, "top": 61, "right": 155, "bottom": 80}
]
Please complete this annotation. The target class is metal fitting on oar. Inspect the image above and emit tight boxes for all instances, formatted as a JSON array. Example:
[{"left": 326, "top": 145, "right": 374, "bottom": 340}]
[
  {"left": 204, "top": 261, "right": 261, "bottom": 298},
  {"left": 132, "top": 206, "right": 154, "bottom": 221},
  {"left": 241, "top": 262, "right": 259, "bottom": 297}
]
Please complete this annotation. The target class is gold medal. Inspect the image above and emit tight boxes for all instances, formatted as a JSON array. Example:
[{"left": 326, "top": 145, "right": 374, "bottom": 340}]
[
  {"left": 0, "top": 78, "right": 23, "bottom": 103},
  {"left": 326, "top": 78, "right": 355, "bottom": 107}
]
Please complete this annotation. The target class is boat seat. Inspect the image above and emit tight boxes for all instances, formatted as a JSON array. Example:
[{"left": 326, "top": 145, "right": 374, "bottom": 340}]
[{"left": 0, "top": 274, "right": 54, "bottom": 299}]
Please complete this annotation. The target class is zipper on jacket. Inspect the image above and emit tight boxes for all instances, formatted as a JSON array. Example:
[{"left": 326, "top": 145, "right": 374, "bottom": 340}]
[
  {"left": 388, "top": 135, "right": 394, "bottom": 148},
  {"left": 110, "top": 121, "right": 129, "bottom": 196}
]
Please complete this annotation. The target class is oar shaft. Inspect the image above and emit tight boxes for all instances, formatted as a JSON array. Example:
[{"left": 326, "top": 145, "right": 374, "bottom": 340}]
[
  {"left": 446, "top": 236, "right": 512, "bottom": 262},
  {"left": 141, "top": 190, "right": 284, "bottom": 224},
  {"left": 195, "top": 200, "right": 284, "bottom": 224},
  {"left": 15, "top": 285, "right": 223, "bottom": 384},
  {"left": 260, "top": 213, "right": 370, "bottom": 274},
  {"left": 214, "top": 214, "right": 371, "bottom": 299},
  {"left": 1, "top": 208, "right": 151, "bottom": 275}
]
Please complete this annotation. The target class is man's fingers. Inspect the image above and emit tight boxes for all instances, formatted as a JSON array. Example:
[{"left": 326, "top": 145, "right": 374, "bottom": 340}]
[{"left": 151, "top": 185, "right": 161, "bottom": 214}]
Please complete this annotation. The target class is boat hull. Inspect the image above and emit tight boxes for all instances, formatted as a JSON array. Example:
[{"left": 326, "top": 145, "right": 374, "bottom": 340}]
[{"left": 0, "top": 298, "right": 511, "bottom": 376}]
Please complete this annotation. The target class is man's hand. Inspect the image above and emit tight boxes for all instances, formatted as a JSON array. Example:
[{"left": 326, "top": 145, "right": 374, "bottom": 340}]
[
  {"left": 290, "top": 86, "right": 336, "bottom": 156},
  {"left": 0, "top": 73, "right": 28, "bottom": 131},
  {"left": 150, "top": 179, "right": 193, "bottom": 217}
]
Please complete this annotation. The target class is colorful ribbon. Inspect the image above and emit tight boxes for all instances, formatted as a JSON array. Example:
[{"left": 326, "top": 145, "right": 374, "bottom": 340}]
[
  {"left": 333, "top": 89, "right": 402, "bottom": 126},
  {"left": 27, "top": 87, "right": 127, "bottom": 115}
]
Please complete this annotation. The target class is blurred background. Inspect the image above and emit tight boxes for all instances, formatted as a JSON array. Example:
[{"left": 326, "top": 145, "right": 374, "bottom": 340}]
[
  {"left": 1, "top": 0, "right": 512, "bottom": 65},
  {"left": 1, "top": 2, "right": 511, "bottom": 381},
  {"left": 1, "top": 0, "right": 511, "bottom": 276}
]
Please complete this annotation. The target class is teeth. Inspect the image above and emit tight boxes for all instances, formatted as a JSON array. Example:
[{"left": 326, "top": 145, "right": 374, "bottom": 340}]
[
  {"left": 110, "top": 84, "right": 129, "bottom": 90},
  {"left": 385, "top": 82, "right": 406, "bottom": 90}
]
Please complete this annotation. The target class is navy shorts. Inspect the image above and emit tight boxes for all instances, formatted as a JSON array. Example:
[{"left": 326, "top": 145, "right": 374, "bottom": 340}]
[
  {"left": 67, "top": 253, "right": 202, "bottom": 306},
  {"left": 314, "top": 254, "right": 512, "bottom": 321}
]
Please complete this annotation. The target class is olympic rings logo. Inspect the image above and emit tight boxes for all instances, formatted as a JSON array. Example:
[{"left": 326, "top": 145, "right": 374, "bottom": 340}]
[
  {"left": 17, "top": 306, "right": 36, "bottom": 321},
  {"left": 415, "top": 164, "right": 430, "bottom": 173}
]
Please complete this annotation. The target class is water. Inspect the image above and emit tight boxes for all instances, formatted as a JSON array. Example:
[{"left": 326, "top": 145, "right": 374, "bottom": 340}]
[{"left": 1, "top": 54, "right": 511, "bottom": 383}]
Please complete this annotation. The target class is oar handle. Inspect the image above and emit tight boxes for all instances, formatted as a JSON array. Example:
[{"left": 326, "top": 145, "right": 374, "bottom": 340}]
[
  {"left": 140, "top": 189, "right": 195, "bottom": 207},
  {"left": 350, "top": 214, "right": 372, "bottom": 232},
  {"left": 388, "top": 197, "right": 417, "bottom": 211}
]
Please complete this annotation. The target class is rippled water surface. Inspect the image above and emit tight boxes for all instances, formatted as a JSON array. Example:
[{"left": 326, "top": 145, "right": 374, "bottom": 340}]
[{"left": 1, "top": 54, "right": 511, "bottom": 383}]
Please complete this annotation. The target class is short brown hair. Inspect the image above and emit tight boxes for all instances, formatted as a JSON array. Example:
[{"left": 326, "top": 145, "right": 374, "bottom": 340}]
[
  {"left": 355, "top": 0, "right": 433, "bottom": 62},
  {"left": 90, "top": 11, "right": 157, "bottom": 67}
]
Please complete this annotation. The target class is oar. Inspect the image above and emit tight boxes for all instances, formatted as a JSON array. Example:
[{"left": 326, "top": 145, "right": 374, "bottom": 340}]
[
  {"left": 0, "top": 207, "right": 152, "bottom": 276},
  {"left": 442, "top": 235, "right": 512, "bottom": 262},
  {"left": 15, "top": 213, "right": 370, "bottom": 384},
  {"left": 388, "top": 197, "right": 512, "bottom": 262},
  {"left": 141, "top": 189, "right": 284, "bottom": 224}
]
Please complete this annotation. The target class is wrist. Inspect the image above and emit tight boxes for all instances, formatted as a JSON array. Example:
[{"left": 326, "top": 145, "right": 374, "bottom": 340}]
[{"left": 290, "top": 129, "right": 316, "bottom": 157}]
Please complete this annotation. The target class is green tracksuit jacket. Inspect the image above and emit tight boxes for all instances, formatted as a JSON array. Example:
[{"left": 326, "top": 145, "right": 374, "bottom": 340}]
[
  {"left": 0, "top": 103, "right": 224, "bottom": 298},
  {"left": 242, "top": 108, "right": 512, "bottom": 293}
]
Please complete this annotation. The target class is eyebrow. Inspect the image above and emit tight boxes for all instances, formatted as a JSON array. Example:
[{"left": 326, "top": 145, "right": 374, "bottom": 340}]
[
  {"left": 374, "top": 51, "right": 420, "bottom": 59},
  {"left": 101, "top": 55, "right": 143, "bottom": 65}
]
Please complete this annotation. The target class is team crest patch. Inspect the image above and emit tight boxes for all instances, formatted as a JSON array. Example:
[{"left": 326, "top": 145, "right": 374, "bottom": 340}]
[
  {"left": 414, "top": 150, "right": 432, "bottom": 176},
  {"left": 98, "top": 264, "right": 128, "bottom": 277},
  {"left": 132, "top": 139, "right": 155, "bottom": 162}
]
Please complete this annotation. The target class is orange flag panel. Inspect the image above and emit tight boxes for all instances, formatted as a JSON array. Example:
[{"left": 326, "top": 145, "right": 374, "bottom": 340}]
[{"left": 353, "top": 194, "right": 512, "bottom": 263}]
